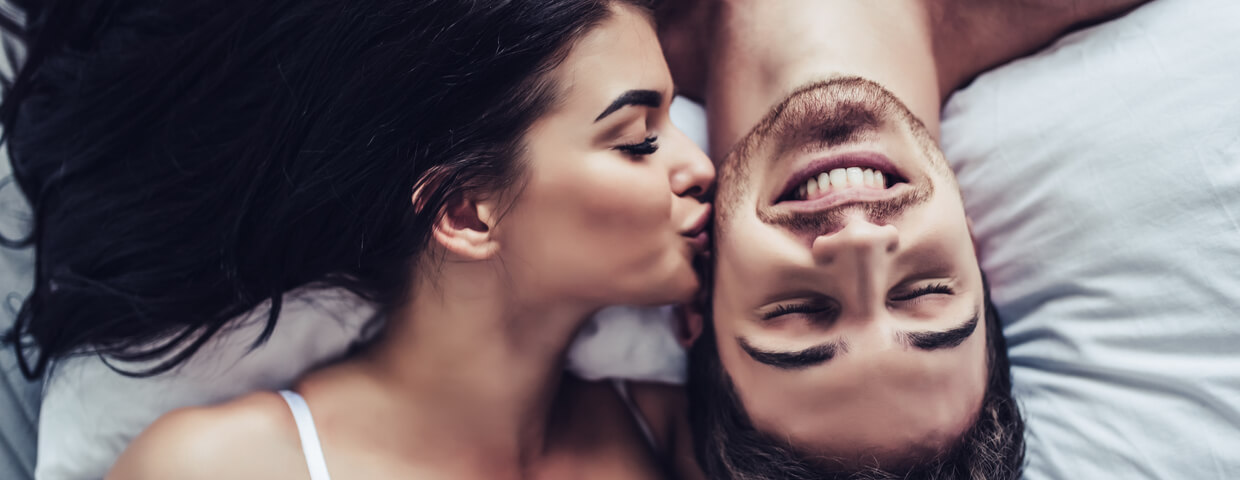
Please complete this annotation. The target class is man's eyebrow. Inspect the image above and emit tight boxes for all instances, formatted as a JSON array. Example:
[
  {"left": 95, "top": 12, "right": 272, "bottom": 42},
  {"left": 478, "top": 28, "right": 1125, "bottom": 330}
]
[
  {"left": 594, "top": 89, "right": 662, "bottom": 122},
  {"left": 737, "top": 337, "right": 844, "bottom": 370},
  {"left": 897, "top": 310, "right": 980, "bottom": 351}
]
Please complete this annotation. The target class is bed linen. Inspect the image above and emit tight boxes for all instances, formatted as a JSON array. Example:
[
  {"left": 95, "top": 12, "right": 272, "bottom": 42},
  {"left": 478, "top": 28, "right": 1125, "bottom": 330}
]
[{"left": 940, "top": 0, "right": 1240, "bottom": 477}]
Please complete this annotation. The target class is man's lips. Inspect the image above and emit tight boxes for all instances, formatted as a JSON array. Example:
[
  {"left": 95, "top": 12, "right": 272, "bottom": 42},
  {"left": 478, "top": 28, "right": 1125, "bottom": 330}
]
[
  {"left": 773, "top": 151, "right": 907, "bottom": 205},
  {"left": 775, "top": 182, "right": 913, "bottom": 214}
]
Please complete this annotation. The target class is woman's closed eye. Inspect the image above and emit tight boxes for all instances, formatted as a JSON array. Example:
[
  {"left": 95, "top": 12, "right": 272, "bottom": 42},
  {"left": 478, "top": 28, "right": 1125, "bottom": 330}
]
[{"left": 615, "top": 135, "right": 659, "bottom": 156}]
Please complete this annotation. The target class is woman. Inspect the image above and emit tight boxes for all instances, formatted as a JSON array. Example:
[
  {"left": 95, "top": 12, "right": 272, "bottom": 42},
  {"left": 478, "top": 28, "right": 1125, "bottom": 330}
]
[{"left": 2, "top": 0, "right": 712, "bottom": 478}]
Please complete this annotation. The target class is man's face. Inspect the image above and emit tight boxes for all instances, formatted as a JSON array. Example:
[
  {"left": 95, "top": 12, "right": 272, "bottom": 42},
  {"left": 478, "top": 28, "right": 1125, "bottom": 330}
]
[{"left": 710, "top": 77, "right": 988, "bottom": 463}]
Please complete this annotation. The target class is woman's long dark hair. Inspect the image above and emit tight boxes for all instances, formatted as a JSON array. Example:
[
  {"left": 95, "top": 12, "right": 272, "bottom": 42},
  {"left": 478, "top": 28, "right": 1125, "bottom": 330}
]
[{"left": 0, "top": 0, "right": 643, "bottom": 378}]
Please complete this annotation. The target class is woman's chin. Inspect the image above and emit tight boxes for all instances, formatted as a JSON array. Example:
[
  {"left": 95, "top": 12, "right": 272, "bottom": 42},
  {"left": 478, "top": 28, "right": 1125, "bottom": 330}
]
[
  {"left": 597, "top": 260, "right": 702, "bottom": 306},
  {"left": 648, "top": 270, "right": 701, "bottom": 306}
]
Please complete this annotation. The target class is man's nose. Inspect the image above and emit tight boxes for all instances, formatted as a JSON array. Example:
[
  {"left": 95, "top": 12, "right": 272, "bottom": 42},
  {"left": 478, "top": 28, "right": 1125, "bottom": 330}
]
[
  {"left": 810, "top": 217, "right": 899, "bottom": 315},
  {"left": 811, "top": 216, "right": 899, "bottom": 263}
]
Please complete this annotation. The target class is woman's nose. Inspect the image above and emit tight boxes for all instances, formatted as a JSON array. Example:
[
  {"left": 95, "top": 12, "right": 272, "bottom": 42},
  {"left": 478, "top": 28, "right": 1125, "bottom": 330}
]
[{"left": 666, "top": 128, "right": 715, "bottom": 199}]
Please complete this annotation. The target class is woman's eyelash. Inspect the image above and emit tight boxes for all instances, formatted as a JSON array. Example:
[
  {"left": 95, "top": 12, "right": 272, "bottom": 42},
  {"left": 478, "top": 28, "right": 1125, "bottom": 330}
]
[
  {"left": 615, "top": 135, "right": 658, "bottom": 156},
  {"left": 763, "top": 303, "right": 832, "bottom": 320},
  {"left": 890, "top": 283, "right": 954, "bottom": 302}
]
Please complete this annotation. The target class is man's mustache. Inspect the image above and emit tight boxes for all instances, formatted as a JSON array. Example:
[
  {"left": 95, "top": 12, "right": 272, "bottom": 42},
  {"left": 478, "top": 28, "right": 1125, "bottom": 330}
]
[{"left": 779, "top": 100, "right": 885, "bottom": 159}]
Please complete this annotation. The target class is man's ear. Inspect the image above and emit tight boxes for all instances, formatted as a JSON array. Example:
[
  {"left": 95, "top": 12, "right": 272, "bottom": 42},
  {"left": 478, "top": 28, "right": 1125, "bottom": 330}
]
[{"left": 422, "top": 190, "right": 501, "bottom": 260}]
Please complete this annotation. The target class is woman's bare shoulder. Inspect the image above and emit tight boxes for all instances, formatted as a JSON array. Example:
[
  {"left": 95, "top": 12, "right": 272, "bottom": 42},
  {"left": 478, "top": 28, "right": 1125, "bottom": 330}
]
[{"left": 106, "top": 391, "right": 308, "bottom": 480}]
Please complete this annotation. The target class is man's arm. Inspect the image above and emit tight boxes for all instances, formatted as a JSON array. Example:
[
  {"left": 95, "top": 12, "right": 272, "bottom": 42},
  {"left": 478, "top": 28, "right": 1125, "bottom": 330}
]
[
  {"left": 933, "top": 0, "right": 1150, "bottom": 100},
  {"left": 680, "top": 0, "right": 941, "bottom": 157}
]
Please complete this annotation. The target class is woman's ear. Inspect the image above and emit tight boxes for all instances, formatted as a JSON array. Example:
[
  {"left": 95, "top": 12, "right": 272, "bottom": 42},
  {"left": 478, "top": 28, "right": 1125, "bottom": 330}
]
[{"left": 422, "top": 191, "right": 501, "bottom": 260}]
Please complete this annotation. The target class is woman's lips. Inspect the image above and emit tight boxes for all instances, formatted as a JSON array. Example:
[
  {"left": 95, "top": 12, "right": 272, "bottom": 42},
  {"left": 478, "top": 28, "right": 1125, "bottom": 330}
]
[
  {"left": 681, "top": 204, "right": 712, "bottom": 236},
  {"left": 685, "top": 230, "right": 710, "bottom": 252},
  {"left": 681, "top": 204, "right": 712, "bottom": 252}
]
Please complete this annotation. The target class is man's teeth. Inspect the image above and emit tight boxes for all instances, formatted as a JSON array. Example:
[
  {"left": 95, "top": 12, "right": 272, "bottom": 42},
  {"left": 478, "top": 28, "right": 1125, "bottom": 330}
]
[
  {"left": 846, "top": 167, "right": 864, "bottom": 186},
  {"left": 796, "top": 168, "right": 887, "bottom": 200},
  {"left": 830, "top": 168, "right": 848, "bottom": 189}
]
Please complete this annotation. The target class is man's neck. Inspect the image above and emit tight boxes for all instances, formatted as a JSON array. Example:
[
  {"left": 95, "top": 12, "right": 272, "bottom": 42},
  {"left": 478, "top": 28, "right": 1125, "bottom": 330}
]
[
  {"left": 663, "top": 0, "right": 1150, "bottom": 157},
  {"left": 701, "top": 1, "right": 941, "bottom": 157}
]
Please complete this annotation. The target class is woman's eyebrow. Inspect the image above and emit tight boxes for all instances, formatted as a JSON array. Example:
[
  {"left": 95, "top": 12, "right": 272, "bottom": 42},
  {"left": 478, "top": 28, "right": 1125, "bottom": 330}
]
[
  {"left": 897, "top": 310, "right": 980, "bottom": 351},
  {"left": 737, "top": 337, "right": 845, "bottom": 370},
  {"left": 595, "top": 89, "right": 662, "bottom": 122}
]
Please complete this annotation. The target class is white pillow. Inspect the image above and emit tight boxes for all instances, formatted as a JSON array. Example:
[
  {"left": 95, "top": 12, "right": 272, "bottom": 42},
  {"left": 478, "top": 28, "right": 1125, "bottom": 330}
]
[
  {"left": 28, "top": 96, "right": 707, "bottom": 480},
  {"left": 35, "top": 289, "right": 375, "bottom": 480},
  {"left": 0, "top": 11, "right": 39, "bottom": 479},
  {"left": 1, "top": 149, "right": 39, "bottom": 480},
  {"left": 940, "top": 0, "right": 1240, "bottom": 477}
]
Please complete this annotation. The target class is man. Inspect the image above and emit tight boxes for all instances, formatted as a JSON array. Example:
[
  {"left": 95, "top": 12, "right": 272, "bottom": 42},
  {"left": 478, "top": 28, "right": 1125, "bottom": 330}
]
[
  {"left": 697, "top": 75, "right": 1017, "bottom": 478},
  {"left": 657, "top": 0, "right": 1146, "bottom": 477}
]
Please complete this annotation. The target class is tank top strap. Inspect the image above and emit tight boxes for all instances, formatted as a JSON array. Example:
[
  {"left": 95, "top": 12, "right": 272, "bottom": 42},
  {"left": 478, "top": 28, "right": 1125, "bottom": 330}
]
[
  {"left": 278, "top": 390, "right": 333, "bottom": 480},
  {"left": 610, "top": 379, "right": 660, "bottom": 452}
]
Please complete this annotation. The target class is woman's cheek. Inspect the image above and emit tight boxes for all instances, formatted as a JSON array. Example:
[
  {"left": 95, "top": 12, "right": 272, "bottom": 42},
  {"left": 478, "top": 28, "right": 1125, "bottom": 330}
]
[{"left": 582, "top": 174, "right": 669, "bottom": 232}]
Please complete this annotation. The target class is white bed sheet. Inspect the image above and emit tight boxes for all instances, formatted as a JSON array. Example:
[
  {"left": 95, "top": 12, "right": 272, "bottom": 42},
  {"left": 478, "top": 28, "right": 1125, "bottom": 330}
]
[
  {"left": 940, "top": 0, "right": 1240, "bottom": 477},
  {"left": 1, "top": 143, "right": 39, "bottom": 480}
]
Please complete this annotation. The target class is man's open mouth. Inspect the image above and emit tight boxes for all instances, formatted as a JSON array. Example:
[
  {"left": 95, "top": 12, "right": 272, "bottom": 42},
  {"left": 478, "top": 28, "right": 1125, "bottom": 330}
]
[{"left": 773, "top": 152, "right": 909, "bottom": 204}]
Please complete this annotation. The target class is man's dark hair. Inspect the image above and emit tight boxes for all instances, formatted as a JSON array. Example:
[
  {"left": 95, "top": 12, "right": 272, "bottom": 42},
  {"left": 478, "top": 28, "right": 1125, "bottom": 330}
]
[{"left": 688, "top": 274, "right": 1025, "bottom": 479}]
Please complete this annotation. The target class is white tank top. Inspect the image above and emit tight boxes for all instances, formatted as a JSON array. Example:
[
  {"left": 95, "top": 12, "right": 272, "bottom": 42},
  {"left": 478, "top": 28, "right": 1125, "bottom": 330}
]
[{"left": 277, "top": 382, "right": 659, "bottom": 480}]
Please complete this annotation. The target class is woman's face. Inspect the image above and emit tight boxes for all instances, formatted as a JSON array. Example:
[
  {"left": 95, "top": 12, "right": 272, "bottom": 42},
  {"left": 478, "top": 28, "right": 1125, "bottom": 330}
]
[{"left": 497, "top": 4, "right": 714, "bottom": 308}]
